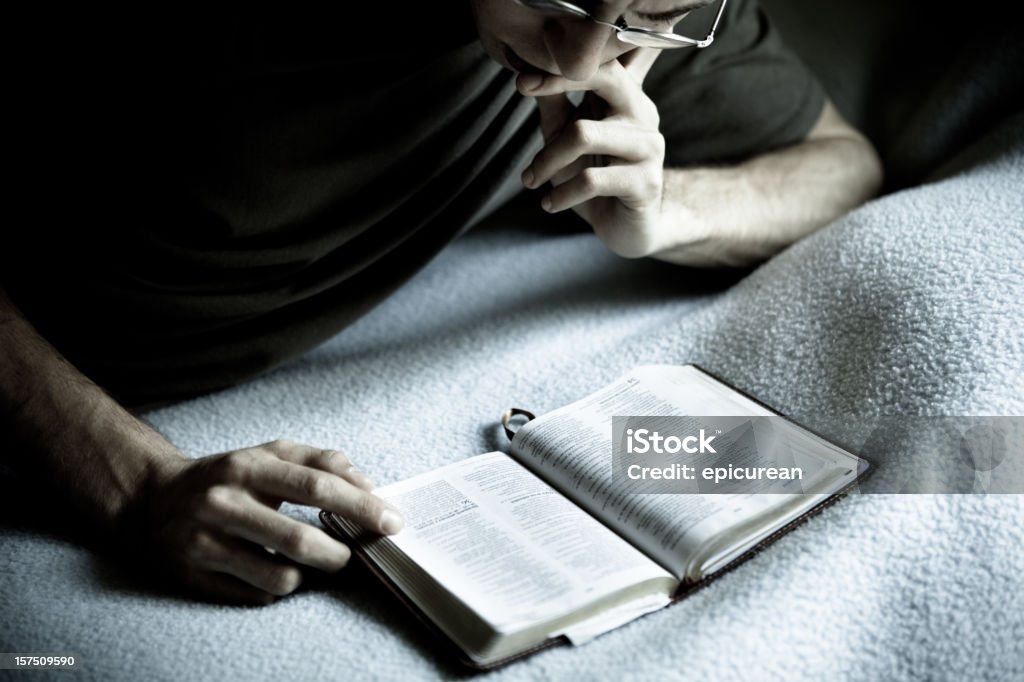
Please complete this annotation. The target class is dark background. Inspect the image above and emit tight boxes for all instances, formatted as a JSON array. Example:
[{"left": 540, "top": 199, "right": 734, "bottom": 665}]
[{"left": 762, "top": 0, "right": 1023, "bottom": 191}]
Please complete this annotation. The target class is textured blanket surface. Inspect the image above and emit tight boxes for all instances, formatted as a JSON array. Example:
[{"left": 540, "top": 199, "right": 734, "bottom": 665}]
[{"left": 2, "top": 116, "right": 1022, "bottom": 681}]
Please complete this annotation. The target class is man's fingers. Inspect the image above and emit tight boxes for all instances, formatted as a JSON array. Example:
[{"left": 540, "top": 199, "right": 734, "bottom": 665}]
[
  {"left": 235, "top": 457, "right": 402, "bottom": 534},
  {"left": 618, "top": 47, "right": 660, "bottom": 84},
  {"left": 520, "top": 59, "right": 661, "bottom": 195},
  {"left": 232, "top": 501, "right": 354, "bottom": 572},
  {"left": 544, "top": 166, "right": 620, "bottom": 212},
  {"left": 524, "top": 120, "right": 661, "bottom": 189},
  {"left": 519, "top": 60, "right": 650, "bottom": 120},
  {"left": 534, "top": 93, "right": 575, "bottom": 142},
  {"left": 185, "top": 529, "right": 309, "bottom": 596},
  {"left": 260, "top": 441, "right": 375, "bottom": 491},
  {"left": 195, "top": 488, "right": 355, "bottom": 571},
  {"left": 543, "top": 165, "right": 661, "bottom": 214},
  {"left": 159, "top": 443, "right": 391, "bottom": 605}
]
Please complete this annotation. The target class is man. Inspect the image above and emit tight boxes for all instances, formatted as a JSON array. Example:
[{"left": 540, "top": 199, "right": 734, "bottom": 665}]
[{"left": 0, "top": 0, "right": 881, "bottom": 605}]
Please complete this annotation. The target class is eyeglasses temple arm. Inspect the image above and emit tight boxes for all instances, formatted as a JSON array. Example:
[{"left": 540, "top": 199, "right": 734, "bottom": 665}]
[{"left": 696, "top": 0, "right": 728, "bottom": 48}]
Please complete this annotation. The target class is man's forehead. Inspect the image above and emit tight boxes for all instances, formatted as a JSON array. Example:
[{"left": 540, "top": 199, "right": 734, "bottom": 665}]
[{"left": 603, "top": 0, "right": 712, "bottom": 13}]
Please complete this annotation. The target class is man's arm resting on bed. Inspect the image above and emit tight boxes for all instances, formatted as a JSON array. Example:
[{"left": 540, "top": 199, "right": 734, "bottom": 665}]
[
  {"left": 0, "top": 287, "right": 402, "bottom": 603},
  {"left": 518, "top": 57, "right": 882, "bottom": 268},
  {"left": 651, "top": 100, "right": 884, "bottom": 266},
  {"left": 0, "top": 287, "right": 183, "bottom": 532}
]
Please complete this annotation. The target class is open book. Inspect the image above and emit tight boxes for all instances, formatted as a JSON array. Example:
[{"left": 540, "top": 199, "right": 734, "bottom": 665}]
[{"left": 321, "top": 365, "right": 868, "bottom": 669}]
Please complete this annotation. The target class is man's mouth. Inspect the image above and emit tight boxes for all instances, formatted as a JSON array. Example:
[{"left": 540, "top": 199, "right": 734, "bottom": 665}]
[{"left": 504, "top": 45, "right": 552, "bottom": 77}]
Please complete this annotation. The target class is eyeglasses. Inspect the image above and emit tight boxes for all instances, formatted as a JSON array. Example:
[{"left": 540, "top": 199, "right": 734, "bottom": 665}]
[{"left": 511, "top": 0, "right": 728, "bottom": 49}]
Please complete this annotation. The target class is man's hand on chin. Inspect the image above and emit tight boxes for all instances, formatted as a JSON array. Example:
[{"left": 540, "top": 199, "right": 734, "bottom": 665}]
[{"left": 517, "top": 48, "right": 673, "bottom": 259}]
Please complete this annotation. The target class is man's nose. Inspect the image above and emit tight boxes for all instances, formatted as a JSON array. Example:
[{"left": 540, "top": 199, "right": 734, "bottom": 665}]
[{"left": 545, "top": 21, "right": 615, "bottom": 81}]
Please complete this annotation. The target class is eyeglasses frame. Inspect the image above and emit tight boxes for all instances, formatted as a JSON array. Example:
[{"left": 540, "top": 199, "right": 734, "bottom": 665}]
[{"left": 512, "top": 0, "right": 729, "bottom": 49}]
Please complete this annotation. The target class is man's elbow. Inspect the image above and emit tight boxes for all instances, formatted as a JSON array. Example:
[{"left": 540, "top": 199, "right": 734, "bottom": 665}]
[{"left": 807, "top": 99, "right": 885, "bottom": 208}]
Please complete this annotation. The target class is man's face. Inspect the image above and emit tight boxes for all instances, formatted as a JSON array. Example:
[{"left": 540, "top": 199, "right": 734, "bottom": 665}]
[{"left": 469, "top": 0, "right": 710, "bottom": 82}]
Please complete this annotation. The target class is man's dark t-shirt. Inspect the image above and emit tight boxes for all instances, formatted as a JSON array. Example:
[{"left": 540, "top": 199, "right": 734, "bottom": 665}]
[{"left": 8, "top": 0, "right": 822, "bottom": 406}]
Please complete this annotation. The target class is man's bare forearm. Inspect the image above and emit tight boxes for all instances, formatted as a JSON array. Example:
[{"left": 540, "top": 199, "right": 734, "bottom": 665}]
[
  {"left": 653, "top": 102, "right": 884, "bottom": 267},
  {"left": 0, "top": 287, "right": 185, "bottom": 533},
  {"left": 1, "top": 286, "right": 402, "bottom": 603}
]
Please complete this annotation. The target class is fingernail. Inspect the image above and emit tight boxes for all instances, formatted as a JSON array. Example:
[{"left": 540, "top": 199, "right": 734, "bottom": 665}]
[
  {"left": 380, "top": 509, "right": 404, "bottom": 535},
  {"left": 347, "top": 466, "right": 375, "bottom": 490},
  {"left": 541, "top": 196, "right": 553, "bottom": 212},
  {"left": 522, "top": 168, "right": 535, "bottom": 188},
  {"left": 519, "top": 74, "right": 542, "bottom": 91}
]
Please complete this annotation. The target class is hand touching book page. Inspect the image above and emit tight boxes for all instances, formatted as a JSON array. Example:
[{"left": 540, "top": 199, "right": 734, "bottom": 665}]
[{"left": 321, "top": 365, "right": 868, "bottom": 669}]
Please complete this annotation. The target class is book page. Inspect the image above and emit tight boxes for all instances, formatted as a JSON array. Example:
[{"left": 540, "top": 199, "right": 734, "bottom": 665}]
[
  {"left": 365, "top": 452, "right": 674, "bottom": 634},
  {"left": 510, "top": 365, "right": 861, "bottom": 580}
]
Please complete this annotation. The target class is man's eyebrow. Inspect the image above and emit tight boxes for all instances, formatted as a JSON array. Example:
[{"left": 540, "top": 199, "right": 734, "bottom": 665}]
[{"left": 630, "top": 0, "right": 712, "bottom": 21}]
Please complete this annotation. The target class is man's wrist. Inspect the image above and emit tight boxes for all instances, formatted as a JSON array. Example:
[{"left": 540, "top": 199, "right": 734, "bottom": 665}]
[
  {"left": 112, "top": 443, "right": 187, "bottom": 544},
  {"left": 84, "top": 412, "right": 189, "bottom": 537},
  {"left": 647, "top": 168, "right": 719, "bottom": 264}
]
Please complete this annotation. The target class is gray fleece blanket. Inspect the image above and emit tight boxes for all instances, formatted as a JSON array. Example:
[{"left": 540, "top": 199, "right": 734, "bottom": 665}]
[{"left": 2, "top": 114, "right": 1022, "bottom": 681}]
